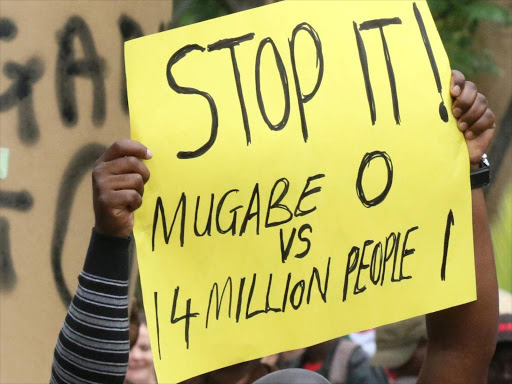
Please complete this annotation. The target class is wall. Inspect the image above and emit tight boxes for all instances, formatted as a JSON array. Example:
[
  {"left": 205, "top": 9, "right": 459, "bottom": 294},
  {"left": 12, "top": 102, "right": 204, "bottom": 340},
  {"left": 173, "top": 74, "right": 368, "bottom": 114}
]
[{"left": 0, "top": 1, "right": 172, "bottom": 382}]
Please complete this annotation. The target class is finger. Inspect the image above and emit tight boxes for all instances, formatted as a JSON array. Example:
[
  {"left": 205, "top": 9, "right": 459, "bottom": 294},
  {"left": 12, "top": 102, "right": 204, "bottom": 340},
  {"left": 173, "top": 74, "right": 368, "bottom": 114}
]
[
  {"left": 102, "top": 156, "right": 150, "bottom": 182},
  {"left": 452, "top": 81, "right": 477, "bottom": 118},
  {"left": 123, "top": 190, "right": 143, "bottom": 212},
  {"left": 466, "top": 129, "right": 494, "bottom": 165},
  {"left": 99, "top": 139, "right": 152, "bottom": 163},
  {"left": 108, "top": 173, "right": 145, "bottom": 196},
  {"left": 450, "top": 70, "right": 465, "bottom": 97},
  {"left": 465, "top": 109, "right": 495, "bottom": 140},
  {"left": 108, "top": 190, "right": 143, "bottom": 212},
  {"left": 457, "top": 93, "right": 488, "bottom": 132}
]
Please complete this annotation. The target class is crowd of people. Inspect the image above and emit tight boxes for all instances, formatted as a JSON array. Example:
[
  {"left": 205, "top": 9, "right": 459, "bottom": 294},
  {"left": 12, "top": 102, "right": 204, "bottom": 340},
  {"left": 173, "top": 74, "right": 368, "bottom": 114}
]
[
  {"left": 123, "top": 288, "right": 511, "bottom": 384},
  {"left": 49, "top": 71, "right": 509, "bottom": 384}
]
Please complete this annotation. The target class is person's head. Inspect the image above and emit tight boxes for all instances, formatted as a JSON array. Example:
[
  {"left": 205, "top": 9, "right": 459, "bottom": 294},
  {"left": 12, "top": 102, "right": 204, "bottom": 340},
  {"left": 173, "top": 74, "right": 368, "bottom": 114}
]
[
  {"left": 125, "top": 310, "right": 157, "bottom": 384},
  {"left": 207, "top": 360, "right": 264, "bottom": 384},
  {"left": 371, "top": 316, "right": 427, "bottom": 377},
  {"left": 253, "top": 368, "right": 330, "bottom": 384},
  {"left": 181, "top": 359, "right": 274, "bottom": 384},
  {"left": 129, "top": 300, "right": 141, "bottom": 349},
  {"left": 487, "top": 310, "right": 512, "bottom": 384}
]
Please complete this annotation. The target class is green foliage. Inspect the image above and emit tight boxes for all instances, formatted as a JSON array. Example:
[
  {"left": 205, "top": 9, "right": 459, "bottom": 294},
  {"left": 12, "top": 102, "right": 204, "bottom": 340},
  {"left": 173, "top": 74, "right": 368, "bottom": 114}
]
[
  {"left": 172, "top": 0, "right": 511, "bottom": 78},
  {"left": 172, "top": 0, "right": 229, "bottom": 28},
  {"left": 491, "top": 181, "right": 512, "bottom": 293},
  {"left": 428, "top": 0, "right": 512, "bottom": 77}
]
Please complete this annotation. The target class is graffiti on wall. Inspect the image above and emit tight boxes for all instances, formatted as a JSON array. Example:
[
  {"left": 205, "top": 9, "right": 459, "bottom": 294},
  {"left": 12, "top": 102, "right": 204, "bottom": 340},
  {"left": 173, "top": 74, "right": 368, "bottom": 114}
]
[{"left": 0, "top": 9, "right": 171, "bottom": 305}]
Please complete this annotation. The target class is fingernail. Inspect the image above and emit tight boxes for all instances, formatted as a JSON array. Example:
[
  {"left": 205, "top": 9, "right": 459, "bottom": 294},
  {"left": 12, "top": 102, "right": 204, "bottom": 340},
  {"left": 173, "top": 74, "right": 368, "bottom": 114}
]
[
  {"left": 453, "top": 108, "right": 462, "bottom": 118},
  {"left": 458, "top": 121, "right": 467, "bottom": 131},
  {"left": 146, "top": 149, "right": 153, "bottom": 159},
  {"left": 465, "top": 131, "right": 474, "bottom": 140},
  {"left": 452, "top": 85, "right": 460, "bottom": 95}
]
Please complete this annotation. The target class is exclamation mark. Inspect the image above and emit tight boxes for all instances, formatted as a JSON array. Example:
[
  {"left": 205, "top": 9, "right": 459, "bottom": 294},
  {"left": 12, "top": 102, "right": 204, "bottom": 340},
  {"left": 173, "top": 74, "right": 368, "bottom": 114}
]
[
  {"left": 413, "top": 2, "right": 449, "bottom": 123},
  {"left": 441, "top": 209, "right": 455, "bottom": 281},
  {"left": 154, "top": 291, "right": 162, "bottom": 360}
]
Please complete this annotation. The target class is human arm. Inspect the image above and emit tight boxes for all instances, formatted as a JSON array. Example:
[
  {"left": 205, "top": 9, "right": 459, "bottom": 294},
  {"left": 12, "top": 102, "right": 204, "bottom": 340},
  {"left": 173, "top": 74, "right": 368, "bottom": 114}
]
[
  {"left": 50, "top": 140, "right": 151, "bottom": 384},
  {"left": 418, "top": 71, "right": 499, "bottom": 384}
]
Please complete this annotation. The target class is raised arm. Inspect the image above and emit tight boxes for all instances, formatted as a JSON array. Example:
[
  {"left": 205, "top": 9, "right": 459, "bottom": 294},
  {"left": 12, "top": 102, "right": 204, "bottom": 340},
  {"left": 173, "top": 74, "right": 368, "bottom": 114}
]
[
  {"left": 418, "top": 71, "right": 499, "bottom": 384},
  {"left": 50, "top": 140, "right": 151, "bottom": 384}
]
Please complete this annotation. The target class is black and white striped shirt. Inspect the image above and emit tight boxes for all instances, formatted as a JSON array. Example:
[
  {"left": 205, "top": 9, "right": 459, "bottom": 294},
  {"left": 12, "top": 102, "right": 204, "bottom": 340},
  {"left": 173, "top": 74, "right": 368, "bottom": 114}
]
[{"left": 50, "top": 230, "right": 131, "bottom": 384}]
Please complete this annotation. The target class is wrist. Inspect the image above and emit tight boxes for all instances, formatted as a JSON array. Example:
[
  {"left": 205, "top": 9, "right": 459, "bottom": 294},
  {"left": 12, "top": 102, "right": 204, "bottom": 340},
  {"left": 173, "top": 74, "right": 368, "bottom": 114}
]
[
  {"left": 94, "top": 223, "right": 133, "bottom": 238},
  {"left": 470, "top": 154, "right": 490, "bottom": 189},
  {"left": 84, "top": 228, "right": 132, "bottom": 281},
  {"left": 92, "top": 226, "right": 132, "bottom": 242},
  {"left": 470, "top": 162, "right": 481, "bottom": 171}
]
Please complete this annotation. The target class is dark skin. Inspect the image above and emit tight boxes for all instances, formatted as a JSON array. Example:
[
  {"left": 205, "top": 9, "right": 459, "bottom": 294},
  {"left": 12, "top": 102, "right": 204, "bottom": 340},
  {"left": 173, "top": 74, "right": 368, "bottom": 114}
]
[
  {"left": 92, "top": 138, "right": 152, "bottom": 237},
  {"left": 93, "top": 69, "right": 498, "bottom": 384},
  {"left": 418, "top": 70, "right": 498, "bottom": 384}
]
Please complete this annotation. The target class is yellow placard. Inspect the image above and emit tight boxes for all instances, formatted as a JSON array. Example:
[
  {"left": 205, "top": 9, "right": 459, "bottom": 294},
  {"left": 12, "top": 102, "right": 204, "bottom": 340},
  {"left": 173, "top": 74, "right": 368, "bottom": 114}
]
[{"left": 126, "top": 1, "right": 475, "bottom": 382}]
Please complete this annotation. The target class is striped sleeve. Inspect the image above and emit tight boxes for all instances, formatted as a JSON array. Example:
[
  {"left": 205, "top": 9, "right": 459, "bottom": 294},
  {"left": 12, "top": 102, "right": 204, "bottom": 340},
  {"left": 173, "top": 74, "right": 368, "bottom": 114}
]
[{"left": 50, "top": 229, "right": 131, "bottom": 384}]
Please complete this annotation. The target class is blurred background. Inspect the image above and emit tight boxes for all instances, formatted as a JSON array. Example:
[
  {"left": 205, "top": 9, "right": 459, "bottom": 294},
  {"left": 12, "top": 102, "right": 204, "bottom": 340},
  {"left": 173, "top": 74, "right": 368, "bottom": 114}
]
[{"left": 0, "top": 0, "right": 510, "bottom": 383}]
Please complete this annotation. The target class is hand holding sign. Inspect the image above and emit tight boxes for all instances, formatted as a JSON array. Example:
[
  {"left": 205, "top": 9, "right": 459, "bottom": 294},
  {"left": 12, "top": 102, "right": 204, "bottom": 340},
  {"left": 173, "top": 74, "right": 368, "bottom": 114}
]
[
  {"left": 92, "top": 139, "right": 152, "bottom": 237},
  {"left": 125, "top": 1, "right": 481, "bottom": 382},
  {"left": 450, "top": 70, "right": 495, "bottom": 167}
]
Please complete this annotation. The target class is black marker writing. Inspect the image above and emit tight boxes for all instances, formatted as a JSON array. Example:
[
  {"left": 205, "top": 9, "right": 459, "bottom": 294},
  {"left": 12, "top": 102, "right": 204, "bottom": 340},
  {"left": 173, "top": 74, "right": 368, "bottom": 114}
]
[
  {"left": 358, "top": 18, "right": 402, "bottom": 125},
  {"left": 370, "top": 242, "right": 383, "bottom": 285},
  {"left": 194, "top": 194, "right": 214, "bottom": 237},
  {"left": 279, "top": 227, "right": 296, "bottom": 263},
  {"left": 384, "top": 232, "right": 400, "bottom": 284},
  {"left": 295, "top": 174, "right": 325, "bottom": 216},
  {"left": 353, "top": 21, "right": 376, "bottom": 125},
  {"left": 216, "top": 189, "right": 242, "bottom": 235},
  {"left": 413, "top": 2, "right": 449, "bottom": 122},
  {"left": 343, "top": 225, "right": 418, "bottom": 302},
  {"left": 167, "top": 44, "right": 218, "bottom": 159},
  {"left": 307, "top": 257, "right": 330, "bottom": 304},
  {"left": 288, "top": 22, "right": 324, "bottom": 142},
  {"left": 400, "top": 226, "right": 419, "bottom": 280},
  {"left": 153, "top": 175, "right": 324, "bottom": 249},
  {"left": 154, "top": 292, "right": 162, "bottom": 360},
  {"left": 246, "top": 273, "right": 266, "bottom": 319},
  {"left": 279, "top": 223, "right": 313, "bottom": 263},
  {"left": 255, "top": 37, "right": 290, "bottom": 131},
  {"left": 265, "top": 177, "right": 293, "bottom": 228},
  {"left": 208, "top": 33, "right": 255, "bottom": 145},
  {"left": 206, "top": 277, "right": 233, "bottom": 328},
  {"left": 152, "top": 194, "right": 186, "bottom": 251},
  {"left": 356, "top": 151, "right": 393, "bottom": 208},
  {"left": 235, "top": 277, "right": 246, "bottom": 323},
  {"left": 170, "top": 286, "right": 199, "bottom": 349},
  {"left": 441, "top": 209, "right": 455, "bottom": 281},
  {"left": 265, "top": 274, "right": 281, "bottom": 313},
  {"left": 239, "top": 183, "right": 261, "bottom": 236},
  {"left": 296, "top": 223, "right": 312, "bottom": 259}
]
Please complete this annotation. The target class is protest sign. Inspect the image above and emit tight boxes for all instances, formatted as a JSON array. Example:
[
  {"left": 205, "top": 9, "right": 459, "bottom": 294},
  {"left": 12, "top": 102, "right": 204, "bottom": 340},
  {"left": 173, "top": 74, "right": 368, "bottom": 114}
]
[{"left": 126, "top": 1, "right": 476, "bottom": 382}]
